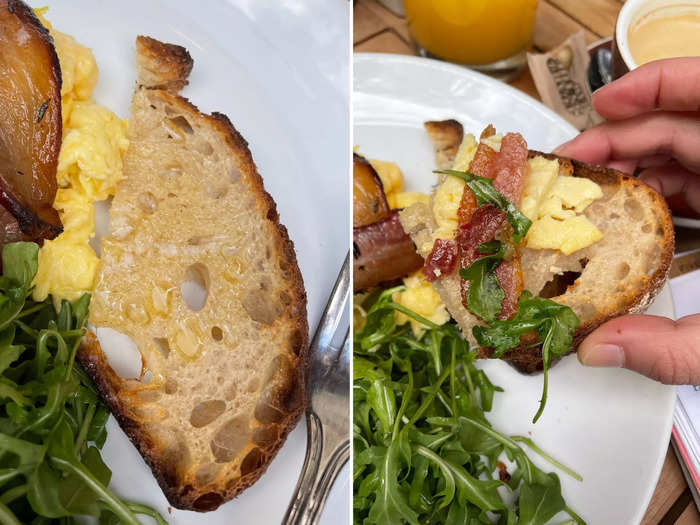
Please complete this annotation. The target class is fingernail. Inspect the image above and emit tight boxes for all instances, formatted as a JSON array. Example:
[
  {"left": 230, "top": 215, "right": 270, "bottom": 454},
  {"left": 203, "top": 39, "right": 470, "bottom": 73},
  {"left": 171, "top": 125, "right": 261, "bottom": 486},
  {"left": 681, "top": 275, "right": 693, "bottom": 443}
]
[{"left": 579, "top": 344, "right": 625, "bottom": 368}]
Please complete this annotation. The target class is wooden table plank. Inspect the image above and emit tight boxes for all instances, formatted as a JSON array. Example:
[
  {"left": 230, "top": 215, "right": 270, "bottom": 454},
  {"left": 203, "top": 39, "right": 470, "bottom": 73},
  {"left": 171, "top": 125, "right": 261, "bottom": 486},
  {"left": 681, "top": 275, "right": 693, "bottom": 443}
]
[
  {"left": 676, "top": 500, "right": 700, "bottom": 524},
  {"left": 354, "top": 29, "right": 414, "bottom": 55},
  {"left": 353, "top": 1, "right": 388, "bottom": 44},
  {"left": 642, "top": 447, "right": 689, "bottom": 524},
  {"left": 354, "top": 0, "right": 412, "bottom": 42},
  {"left": 547, "top": 0, "right": 619, "bottom": 37},
  {"left": 534, "top": 1, "right": 600, "bottom": 50},
  {"left": 510, "top": 67, "right": 540, "bottom": 101}
]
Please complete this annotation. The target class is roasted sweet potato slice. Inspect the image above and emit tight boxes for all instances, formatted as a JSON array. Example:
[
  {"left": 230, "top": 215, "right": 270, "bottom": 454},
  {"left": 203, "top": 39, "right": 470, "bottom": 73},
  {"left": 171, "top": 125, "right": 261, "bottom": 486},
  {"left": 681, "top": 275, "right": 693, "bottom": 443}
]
[
  {"left": 0, "top": 0, "right": 62, "bottom": 242},
  {"left": 353, "top": 153, "right": 390, "bottom": 228}
]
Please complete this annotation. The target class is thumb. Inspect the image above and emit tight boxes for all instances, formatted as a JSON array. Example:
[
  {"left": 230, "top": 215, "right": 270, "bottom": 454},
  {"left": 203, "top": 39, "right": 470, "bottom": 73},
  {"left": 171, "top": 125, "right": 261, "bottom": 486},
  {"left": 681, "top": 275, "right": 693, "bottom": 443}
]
[{"left": 578, "top": 314, "right": 700, "bottom": 384}]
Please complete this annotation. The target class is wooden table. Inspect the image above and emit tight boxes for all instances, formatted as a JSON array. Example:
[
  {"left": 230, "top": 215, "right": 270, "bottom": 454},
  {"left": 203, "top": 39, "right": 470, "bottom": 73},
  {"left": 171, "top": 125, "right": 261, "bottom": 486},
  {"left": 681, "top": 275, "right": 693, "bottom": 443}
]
[{"left": 354, "top": 1, "right": 700, "bottom": 523}]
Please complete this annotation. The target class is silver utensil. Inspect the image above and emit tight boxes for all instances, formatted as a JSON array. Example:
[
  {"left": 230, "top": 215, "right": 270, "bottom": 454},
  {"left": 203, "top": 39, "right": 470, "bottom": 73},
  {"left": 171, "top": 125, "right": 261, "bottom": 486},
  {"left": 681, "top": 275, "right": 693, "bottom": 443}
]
[{"left": 282, "top": 253, "right": 350, "bottom": 525}]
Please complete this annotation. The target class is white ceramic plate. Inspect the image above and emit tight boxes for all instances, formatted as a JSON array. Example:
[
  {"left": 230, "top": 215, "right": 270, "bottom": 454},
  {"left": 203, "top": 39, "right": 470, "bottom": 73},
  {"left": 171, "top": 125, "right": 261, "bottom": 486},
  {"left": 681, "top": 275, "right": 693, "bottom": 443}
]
[
  {"left": 673, "top": 216, "right": 700, "bottom": 229},
  {"left": 354, "top": 53, "right": 676, "bottom": 525},
  {"left": 34, "top": 1, "right": 350, "bottom": 523}
]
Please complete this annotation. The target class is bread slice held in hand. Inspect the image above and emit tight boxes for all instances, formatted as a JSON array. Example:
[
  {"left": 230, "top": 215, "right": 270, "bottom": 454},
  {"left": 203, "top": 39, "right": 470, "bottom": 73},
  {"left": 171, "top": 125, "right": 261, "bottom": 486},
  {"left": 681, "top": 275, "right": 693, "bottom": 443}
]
[
  {"left": 400, "top": 120, "right": 673, "bottom": 374},
  {"left": 79, "top": 36, "right": 308, "bottom": 511}
]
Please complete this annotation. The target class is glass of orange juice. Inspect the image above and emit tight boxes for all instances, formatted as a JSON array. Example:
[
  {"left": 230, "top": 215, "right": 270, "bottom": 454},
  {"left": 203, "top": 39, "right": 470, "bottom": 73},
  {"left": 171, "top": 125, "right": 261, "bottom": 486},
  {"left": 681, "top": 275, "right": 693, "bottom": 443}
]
[{"left": 403, "top": 0, "right": 538, "bottom": 79}]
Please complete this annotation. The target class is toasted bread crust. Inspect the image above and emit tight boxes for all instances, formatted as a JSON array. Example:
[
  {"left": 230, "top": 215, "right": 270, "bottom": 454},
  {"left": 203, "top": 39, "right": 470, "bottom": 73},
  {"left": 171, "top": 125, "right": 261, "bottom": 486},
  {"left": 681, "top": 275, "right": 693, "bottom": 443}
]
[
  {"left": 135, "top": 35, "right": 193, "bottom": 91},
  {"left": 424, "top": 119, "right": 464, "bottom": 170},
  {"left": 78, "top": 37, "right": 308, "bottom": 511},
  {"left": 414, "top": 123, "right": 674, "bottom": 374}
]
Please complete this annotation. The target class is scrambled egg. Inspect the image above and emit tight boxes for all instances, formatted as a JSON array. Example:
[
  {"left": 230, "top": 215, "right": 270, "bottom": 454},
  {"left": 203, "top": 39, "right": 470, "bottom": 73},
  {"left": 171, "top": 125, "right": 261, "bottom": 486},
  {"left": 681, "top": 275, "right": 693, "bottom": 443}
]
[
  {"left": 369, "top": 159, "right": 429, "bottom": 209},
  {"left": 520, "top": 156, "right": 603, "bottom": 255},
  {"left": 362, "top": 158, "right": 442, "bottom": 332},
  {"left": 430, "top": 134, "right": 478, "bottom": 245},
  {"left": 428, "top": 132, "right": 603, "bottom": 256},
  {"left": 32, "top": 10, "right": 129, "bottom": 306},
  {"left": 393, "top": 271, "right": 450, "bottom": 337}
]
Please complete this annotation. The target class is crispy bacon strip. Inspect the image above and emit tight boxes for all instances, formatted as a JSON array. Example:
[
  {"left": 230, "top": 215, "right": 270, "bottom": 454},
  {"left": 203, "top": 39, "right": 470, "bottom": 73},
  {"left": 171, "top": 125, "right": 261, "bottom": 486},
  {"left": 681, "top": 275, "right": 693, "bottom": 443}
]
[
  {"left": 492, "top": 132, "right": 528, "bottom": 205},
  {"left": 455, "top": 130, "right": 528, "bottom": 321},
  {"left": 423, "top": 238, "right": 457, "bottom": 282},
  {"left": 457, "top": 190, "right": 478, "bottom": 226},
  {"left": 455, "top": 205, "right": 506, "bottom": 305},
  {"left": 480, "top": 124, "right": 496, "bottom": 140},
  {"left": 353, "top": 211, "right": 423, "bottom": 292},
  {"left": 495, "top": 258, "right": 523, "bottom": 320},
  {"left": 457, "top": 126, "right": 497, "bottom": 225}
]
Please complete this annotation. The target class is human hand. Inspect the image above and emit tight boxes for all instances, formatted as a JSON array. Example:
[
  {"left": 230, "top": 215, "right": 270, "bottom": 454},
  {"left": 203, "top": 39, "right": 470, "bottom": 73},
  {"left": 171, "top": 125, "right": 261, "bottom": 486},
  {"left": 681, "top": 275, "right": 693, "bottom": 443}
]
[
  {"left": 556, "top": 57, "right": 700, "bottom": 384},
  {"left": 557, "top": 57, "right": 700, "bottom": 213}
]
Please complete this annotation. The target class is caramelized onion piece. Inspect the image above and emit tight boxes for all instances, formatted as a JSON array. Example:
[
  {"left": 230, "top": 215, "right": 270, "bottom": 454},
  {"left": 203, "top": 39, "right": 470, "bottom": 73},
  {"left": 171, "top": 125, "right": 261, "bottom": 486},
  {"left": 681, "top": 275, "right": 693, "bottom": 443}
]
[
  {"left": 0, "top": 0, "right": 62, "bottom": 242},
  {"left": 353, "top": 153, "right": 390, "bottom": 228},
  {"left": 353, "top": 211, "right": 423, "bottom": 292}
]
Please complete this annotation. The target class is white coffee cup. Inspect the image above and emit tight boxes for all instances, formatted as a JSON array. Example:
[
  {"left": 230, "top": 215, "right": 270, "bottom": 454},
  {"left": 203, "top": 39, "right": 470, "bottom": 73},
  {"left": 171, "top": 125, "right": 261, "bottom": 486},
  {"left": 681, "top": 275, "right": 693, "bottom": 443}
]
[{"left": 612, "top": 0, "right": 700, "bottom": 78}]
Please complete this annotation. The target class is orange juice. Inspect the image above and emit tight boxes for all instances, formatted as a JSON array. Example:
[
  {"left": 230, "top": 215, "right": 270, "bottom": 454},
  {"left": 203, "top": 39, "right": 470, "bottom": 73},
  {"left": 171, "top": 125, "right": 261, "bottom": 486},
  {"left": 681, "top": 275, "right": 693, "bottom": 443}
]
[{"left": 403, "top": 0, "right": 538, "bottom": 65}]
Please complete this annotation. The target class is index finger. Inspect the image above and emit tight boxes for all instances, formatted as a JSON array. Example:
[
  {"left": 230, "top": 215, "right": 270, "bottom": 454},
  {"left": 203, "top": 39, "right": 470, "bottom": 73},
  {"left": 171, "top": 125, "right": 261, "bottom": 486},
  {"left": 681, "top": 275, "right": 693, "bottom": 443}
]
[{"left": 593, "top": 58, "right": 700, "bottom": 119}]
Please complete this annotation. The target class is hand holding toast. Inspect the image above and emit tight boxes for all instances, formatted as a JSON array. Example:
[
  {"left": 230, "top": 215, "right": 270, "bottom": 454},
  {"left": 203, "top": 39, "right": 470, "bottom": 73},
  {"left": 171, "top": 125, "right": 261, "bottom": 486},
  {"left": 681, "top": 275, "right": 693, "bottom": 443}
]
[{"left": 558, "top": 58, "right": 700, "bottom": 383}]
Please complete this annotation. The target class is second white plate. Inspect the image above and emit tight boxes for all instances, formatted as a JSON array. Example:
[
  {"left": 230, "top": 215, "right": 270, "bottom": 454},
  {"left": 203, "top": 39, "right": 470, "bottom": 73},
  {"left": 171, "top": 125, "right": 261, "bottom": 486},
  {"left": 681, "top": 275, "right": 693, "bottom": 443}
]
[{"left": 354, "top": 53, "right": 676, "bottom": 525}]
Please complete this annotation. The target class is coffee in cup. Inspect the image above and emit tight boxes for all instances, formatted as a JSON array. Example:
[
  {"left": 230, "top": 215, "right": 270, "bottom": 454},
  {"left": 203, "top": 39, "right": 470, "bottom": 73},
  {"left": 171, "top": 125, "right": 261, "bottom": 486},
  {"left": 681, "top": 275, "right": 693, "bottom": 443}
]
[{"left": 613, "top": 0, "right": 700, "bottom": 79}]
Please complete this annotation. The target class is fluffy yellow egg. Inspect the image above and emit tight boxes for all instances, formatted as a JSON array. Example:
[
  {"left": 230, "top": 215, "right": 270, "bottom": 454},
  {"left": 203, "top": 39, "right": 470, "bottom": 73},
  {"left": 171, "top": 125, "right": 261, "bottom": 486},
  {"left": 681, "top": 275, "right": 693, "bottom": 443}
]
[
  {"left": 31, "top": 12, "right": 128, "bottom": 305},
  {"left": 57, "top": 102, "right": 129, "bottom": 201},
  {"left": 35, "top": 9, "right": 97, "bottom": 127},
  {"left": 369, "top": 159, "right": 404, "bottom": 196},
  {"left": 389, "top": 191, "right": 429, "bottom": 209},
  {"left": 526, "top": 215, "right": 603, "bottom": 255},
  {"left": 33, "top": 241, "right": 99, "bottom": 308},
  {"left": 430, "top": 133, "right": 477, "bottom": 243},
  {"left": 393, "top": 271, "right": 450, "bottom": 337},
  {"left": 428, "top": 130, "right": 604, "bottom": 256},
  {"left": 523, "top": 159, "right": 603, "bottom": 254}
]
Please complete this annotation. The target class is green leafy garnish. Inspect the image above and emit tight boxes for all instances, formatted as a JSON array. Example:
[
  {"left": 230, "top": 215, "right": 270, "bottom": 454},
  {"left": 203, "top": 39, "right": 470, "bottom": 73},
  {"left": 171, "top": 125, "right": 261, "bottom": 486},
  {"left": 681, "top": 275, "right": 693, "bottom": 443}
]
[
  {"left": 435, "top": 169, "right": 532, "bottom": 242},
  {"left": 353, "top": 290, "right": 585, "bottom": 524},
  {"left": 0, "top": 242, "right": 167, "bottom": 524},
  {"left": 434, "top": 168, "right": 580, "bottom": 422},
  {"left": 474, "top": 292, "right": 580, "bottom": 423},
  {"left": 459, "top": 241, "right": 506, "bottom": 323}
]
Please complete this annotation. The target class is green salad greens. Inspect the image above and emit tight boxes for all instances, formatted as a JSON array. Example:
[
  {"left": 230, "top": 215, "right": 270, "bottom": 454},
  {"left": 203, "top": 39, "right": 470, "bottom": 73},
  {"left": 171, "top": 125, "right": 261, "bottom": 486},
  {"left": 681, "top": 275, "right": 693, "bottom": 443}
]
[
  {"left": 0, "top": 242, "right": 167, "bottom": 524},
  {"left": 354, "top": 289, "right": 584, "bottom": 525},
  {"left": 434, "top": 170, "right": 581, "bottom": 423}
]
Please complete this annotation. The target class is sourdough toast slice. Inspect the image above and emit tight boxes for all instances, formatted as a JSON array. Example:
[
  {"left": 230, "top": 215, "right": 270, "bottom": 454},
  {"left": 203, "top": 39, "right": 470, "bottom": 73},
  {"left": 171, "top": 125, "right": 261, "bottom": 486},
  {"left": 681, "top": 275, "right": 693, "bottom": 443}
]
[
  {"left": 78, "top": 36, "right": 308, "bottom": 511},
  {"left": 400, "top": 121, "right": 674, "bottom": 373}
]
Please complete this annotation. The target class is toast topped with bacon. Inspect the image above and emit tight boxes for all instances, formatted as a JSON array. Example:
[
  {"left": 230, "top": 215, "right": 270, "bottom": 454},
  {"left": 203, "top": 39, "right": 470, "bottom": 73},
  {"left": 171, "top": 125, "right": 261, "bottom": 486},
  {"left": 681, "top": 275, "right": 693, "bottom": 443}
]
[{"left": 399, "top": 120, "right": 673, "bottom": 379}]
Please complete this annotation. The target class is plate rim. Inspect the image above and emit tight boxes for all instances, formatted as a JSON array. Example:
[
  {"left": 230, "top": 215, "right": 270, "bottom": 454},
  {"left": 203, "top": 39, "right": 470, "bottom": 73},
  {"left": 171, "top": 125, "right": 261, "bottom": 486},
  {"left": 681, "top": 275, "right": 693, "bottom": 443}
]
[
  {"left": 353, "top": 52, "right": 676, "bottom": 523},
  {"left": 674, "top": 216, "right": 700, "bottom": 229},
  {"left": 354, "top": 52, "right": 579, "bottom": 139}
]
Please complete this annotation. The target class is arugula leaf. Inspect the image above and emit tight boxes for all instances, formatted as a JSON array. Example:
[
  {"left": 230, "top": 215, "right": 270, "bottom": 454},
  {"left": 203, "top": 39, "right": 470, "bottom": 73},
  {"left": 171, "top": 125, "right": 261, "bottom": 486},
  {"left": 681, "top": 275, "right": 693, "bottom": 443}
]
[
  {"left": 416, "top": 445, "right": 506, "bottom": 512},
  {"left": 473, "top": 291, "right": 579, "bottom": 422},
  {"left": 435, "top": 170, "right": 532, "bottom": 242},
  {"left": 28, "top": 462, "right": 69, "bottom": 518},
  {"left": 0, "top": 244, "right": 167, "bottom": 524},
  {"left": 368, "top": 439, "right": 420, "bottom": 525},
  {"left": 459, "top": 241, "right": 506, "bottom": 323},
  {"left": 367, "top": 379, "right": 397, "bottom": 437},
  {"left": 1, "top": 242, "right": 38, "bottom": 290},
  {"left": 353, "top": 294, "right": 584, "bottom": 524},
  {"left": 518, "top": 473, "right": 566, "bottom": 525}
]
